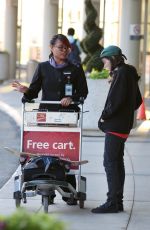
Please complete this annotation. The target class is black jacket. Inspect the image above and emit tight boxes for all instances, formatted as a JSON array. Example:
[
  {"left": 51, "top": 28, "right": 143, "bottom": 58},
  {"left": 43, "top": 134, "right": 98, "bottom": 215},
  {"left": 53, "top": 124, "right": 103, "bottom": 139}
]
[
  {"left": 23, "top": 61, "right": 88, "bottom": 111},
  {"left": 98, "top": 63, "right": 142, "bottom": 134}
]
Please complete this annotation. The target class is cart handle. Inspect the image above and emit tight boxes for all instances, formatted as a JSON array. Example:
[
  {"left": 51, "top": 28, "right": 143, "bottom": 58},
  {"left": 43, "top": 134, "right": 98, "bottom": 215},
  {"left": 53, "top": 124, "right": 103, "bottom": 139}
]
[{"left": 25, "top": 98, "right": 84, "bottom": 105}]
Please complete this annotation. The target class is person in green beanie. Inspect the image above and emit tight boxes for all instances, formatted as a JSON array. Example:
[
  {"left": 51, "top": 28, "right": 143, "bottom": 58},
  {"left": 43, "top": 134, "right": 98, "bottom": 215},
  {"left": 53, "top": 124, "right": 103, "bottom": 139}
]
[{"left": 91, "top": 45, "right": 142, "bottom": 213}]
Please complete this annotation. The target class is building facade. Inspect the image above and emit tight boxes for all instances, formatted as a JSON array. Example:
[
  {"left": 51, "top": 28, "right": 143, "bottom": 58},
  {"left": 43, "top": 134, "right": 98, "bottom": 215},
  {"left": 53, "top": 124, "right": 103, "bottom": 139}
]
[{"left": 0, "top": 0, "right": 150, "bottom": 94}]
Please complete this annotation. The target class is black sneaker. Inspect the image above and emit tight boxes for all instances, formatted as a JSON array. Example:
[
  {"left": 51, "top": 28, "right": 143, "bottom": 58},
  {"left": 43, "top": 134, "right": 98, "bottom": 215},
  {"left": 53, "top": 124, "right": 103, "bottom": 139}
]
[
  {"left": 62, "top": 196, "right": 68, "bottom": 202},
  {"left": 49, "top": 193, "right": 56, "bottom": 204},
  {"left": 67, "top": 198, "right": 77, "bottom": 206},
  {"left": 91, "top": 202, "right": 118, "bottom": 213}
]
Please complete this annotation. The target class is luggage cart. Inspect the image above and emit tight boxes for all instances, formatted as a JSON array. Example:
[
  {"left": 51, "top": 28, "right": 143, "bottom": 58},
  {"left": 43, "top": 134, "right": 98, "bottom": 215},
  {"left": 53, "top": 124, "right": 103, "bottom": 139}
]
[{"left": 13, "top": 100, "right": 87, "bottom": 213}]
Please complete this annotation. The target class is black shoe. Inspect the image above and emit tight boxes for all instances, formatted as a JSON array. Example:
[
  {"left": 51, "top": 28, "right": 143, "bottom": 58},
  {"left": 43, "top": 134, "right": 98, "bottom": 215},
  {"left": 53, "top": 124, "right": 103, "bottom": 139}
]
[
  {"left": 49, "top": 193, "right": 56, "bottom": 204},
  {"left": 62, "top": 196, "right": 68, "bottom": 202},
  {"left": 91, "top": 202, "right": 118, "bottom": 214},
  {"left": 67, "top": 198, "right": 77, "bottom": 206},
  {"left": 118, "top": 203, "right": 124, "bottom": 212}
]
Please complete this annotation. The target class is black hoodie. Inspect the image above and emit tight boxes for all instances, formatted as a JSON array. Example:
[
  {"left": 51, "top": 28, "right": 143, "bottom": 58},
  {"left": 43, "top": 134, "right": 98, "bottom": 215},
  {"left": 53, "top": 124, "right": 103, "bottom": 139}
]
[{"left": 98, "top": 63, "right": 142, "bottom": 134}]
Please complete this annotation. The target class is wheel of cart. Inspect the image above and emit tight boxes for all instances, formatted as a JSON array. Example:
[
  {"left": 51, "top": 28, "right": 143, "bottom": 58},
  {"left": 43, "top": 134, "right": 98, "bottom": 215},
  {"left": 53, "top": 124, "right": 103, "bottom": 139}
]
[
  {"left": 13, "top": 100, "right": 88, "bottom": 213},
  {"left": 42, "top": 196, "right": 49, "bottom": 213},
  {"left": 79, "top": 200, "right": 84, "bottom": 209},
  {"left": 14, "top": 173, "right": 23, "bottom": 208},
  {"left": 15, "top": 195, "right": 21, "bottom": 208}
]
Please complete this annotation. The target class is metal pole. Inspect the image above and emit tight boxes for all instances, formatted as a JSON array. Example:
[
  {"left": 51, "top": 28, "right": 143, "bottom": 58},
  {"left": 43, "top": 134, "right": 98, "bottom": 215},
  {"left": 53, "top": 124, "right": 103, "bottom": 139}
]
[
  {"left": 17, "top": 0, "right": 22, "bottom": 80},
  {"left": 78, "top": 103, "right": 83, "bottom": 192},
  {"left": 142, "top": 0, "right": 148, "bottom": 96}
]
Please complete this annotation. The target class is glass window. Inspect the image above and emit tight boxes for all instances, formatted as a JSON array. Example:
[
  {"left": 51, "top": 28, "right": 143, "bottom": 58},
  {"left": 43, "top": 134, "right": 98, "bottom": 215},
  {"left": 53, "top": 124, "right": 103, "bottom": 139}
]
[{"left": 100, "top": 0, "right": 120, "bottom": 47}]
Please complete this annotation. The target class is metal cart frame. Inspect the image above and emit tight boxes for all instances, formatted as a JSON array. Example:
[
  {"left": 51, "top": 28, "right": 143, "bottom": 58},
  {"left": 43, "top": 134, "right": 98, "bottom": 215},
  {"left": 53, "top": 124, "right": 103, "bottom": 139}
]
[{"left": 13, "top": 100, "right": 87, "bottom": 213}]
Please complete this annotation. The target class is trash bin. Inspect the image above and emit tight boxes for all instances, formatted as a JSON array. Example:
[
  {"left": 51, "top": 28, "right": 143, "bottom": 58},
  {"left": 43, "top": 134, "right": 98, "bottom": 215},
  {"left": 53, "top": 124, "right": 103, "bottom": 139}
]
[
  {"left": 0, "top": 51, "right": 9, "bottom": 82},
  {"left": 26, "top": 59, "right": 39, "bottom": 83}
]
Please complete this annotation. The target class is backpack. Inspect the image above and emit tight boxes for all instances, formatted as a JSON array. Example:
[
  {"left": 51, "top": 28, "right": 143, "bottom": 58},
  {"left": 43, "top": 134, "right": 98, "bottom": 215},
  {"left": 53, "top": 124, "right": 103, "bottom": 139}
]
[
  {"left": 68, "top": 39, "right": 81, "bottom": 64},
  {"left": 22, "top": 156, "right": 71, "bottom": 182}
]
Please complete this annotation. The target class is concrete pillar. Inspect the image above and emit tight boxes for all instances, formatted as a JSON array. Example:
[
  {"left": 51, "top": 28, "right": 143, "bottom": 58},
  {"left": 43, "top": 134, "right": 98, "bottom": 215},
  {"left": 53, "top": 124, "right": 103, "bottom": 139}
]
[
  {"left": 0, "top": 51, "right": 9, "bottom": 81},
  {"left": 120, "top": 0, "right": 141, "bottom": 72},
  {"left": 120, "top": 0, "right": 142, "bottom": 128},
  {"left": 41, "top": 0, "right": 58, "bottom": 61},
  {"left": 4, "top": 0, "right": 18, "bottom": 79},
  {"left": 80, "top": 1, "right": 86, "bottom": 39}
]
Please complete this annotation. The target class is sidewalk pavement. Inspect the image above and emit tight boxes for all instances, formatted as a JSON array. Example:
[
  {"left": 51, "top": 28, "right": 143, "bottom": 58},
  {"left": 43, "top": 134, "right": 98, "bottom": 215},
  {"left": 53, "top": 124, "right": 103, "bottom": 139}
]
[
  {"left": 0, "top": 80, "right": 150, "bottom": 230},
  {"left": 0, "top": 110, "right": 20, "bottom": 188}
]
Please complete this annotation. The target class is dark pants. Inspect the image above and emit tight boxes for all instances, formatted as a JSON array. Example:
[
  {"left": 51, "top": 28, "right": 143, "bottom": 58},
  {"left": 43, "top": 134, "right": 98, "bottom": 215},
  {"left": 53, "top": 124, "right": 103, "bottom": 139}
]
[
  {"left": 103, "top": 133, "right": 126, "bottom": 204},
  {"left": 62, "top": 174, "right": 76, "bottom": 202},
  {"left": 66, "top": 174, "right": 76, "bottom": 189}
]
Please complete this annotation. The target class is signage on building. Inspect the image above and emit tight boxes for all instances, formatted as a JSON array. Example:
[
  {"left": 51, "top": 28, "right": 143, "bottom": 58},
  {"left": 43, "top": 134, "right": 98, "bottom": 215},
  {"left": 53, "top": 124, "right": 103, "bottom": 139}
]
[{"left": 129, "top": 24, "right": 143, "bottom": 40}]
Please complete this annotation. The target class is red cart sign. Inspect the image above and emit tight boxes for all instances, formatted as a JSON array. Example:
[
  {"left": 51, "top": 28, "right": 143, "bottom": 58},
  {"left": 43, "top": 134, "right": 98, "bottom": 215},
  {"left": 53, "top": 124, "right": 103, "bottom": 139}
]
[{"left": 23, "top": 131, "right": 80, "bottom": 169}]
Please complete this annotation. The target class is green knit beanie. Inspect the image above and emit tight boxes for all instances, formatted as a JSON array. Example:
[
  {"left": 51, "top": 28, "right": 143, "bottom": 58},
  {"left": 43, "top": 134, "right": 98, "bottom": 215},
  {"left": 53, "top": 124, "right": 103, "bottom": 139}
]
[{"left": 100, "top": 45, "right": 127, "bottom": 59}]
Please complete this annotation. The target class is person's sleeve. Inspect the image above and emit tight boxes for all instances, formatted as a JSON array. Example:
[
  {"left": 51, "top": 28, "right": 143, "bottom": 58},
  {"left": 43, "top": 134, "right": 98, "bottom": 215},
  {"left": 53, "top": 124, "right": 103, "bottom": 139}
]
[
  {"left": 23, "top": 63, "right": 42, "bottom": 101},
  {"left": 101, "top": 73, "right": 127, "bottom": 120},
  {"left": 72, "top": 65, "right": 88, "bottom": 102}
]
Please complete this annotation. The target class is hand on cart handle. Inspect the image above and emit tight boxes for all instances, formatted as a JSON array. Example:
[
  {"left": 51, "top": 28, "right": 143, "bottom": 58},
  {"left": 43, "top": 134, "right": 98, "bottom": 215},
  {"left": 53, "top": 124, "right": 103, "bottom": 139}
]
[
  {"left": 61, "top": 97, "right": 72, "bottom": 107},
  {"left": 12, "top": 80, "right": 28, "bottom": 94},
  {"left": 59, "top": 97, "right": 84, "bottom": 106}
]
